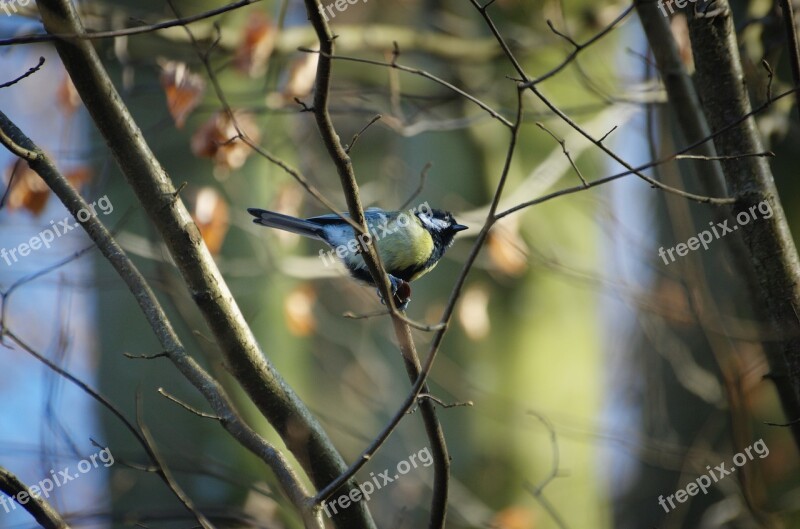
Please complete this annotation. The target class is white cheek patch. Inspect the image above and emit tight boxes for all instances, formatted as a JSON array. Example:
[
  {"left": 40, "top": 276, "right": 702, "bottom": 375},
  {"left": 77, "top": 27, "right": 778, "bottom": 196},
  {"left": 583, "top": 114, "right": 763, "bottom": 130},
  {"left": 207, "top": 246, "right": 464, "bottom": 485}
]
[{"left": 419, "top": 214, "right": 449, "bottom": 231}]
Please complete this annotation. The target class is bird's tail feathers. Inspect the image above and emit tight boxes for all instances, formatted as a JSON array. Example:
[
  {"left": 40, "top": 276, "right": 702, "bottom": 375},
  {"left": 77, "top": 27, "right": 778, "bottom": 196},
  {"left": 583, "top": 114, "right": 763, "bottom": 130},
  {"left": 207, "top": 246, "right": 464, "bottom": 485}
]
[{"left": 247, "top": 208, "right": 324, "bottom": 240}]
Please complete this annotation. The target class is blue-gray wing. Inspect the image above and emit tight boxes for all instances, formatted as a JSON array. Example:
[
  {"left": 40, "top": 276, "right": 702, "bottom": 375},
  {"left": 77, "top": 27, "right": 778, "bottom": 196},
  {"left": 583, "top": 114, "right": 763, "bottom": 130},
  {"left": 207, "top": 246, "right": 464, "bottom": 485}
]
[
  {"left": 306, "top": 209, "right": 392, "bottom": 248},
  {"left": 307, "top": 208, "right": 388, "bottom": 225}
]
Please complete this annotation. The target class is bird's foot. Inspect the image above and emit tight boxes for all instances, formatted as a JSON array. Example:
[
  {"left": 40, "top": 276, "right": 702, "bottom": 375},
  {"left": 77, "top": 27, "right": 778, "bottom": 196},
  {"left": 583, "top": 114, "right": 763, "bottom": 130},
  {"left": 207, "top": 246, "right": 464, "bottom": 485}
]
[
  {"left": 693, "top": 0, "right": 727, "bottom": 18},
  {"left": 377, "top": 276, "right": 412, "bottom": 311}
]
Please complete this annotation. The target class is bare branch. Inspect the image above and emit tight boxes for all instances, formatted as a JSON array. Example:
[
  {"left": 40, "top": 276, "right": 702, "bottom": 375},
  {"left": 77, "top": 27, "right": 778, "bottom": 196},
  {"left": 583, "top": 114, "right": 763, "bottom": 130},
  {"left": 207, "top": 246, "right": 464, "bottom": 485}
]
[
  {"left": 0, "top": 467, "right": 70, "bottom": 529},
  {"left": 524, "top": 4, "right": 634, "bottom": 86},
  {"left": 315, "top": 81, "right": 527, "bottom": 519},
  {"left": 778, "top": 0, "right": 800, "bottom": 122},
  {"left": 124, "top": 352, "right": 168, "bottom": 360},
  {"left": 472, "top": 0, "right": 734, "bottom": 205},
  {"left": 0, "top": 0, "right": 261, "bottom": 46},
  {"left": 158, "top": 388, "right": 221, "bottom": 420},
  {"left": 31, "top": 3, "right": 338, "bottom": 525},
  {"left": 0, "top": 56, "right": 45, "bottom": 89},
  {"left": 415, "top": 394, "right": 474, "bottom": 410},
  {"left": 345, "top": 114, "right": 382, "bottom": 154},
  {"left": 0, "top": 110, "right": 317, "bottom": 526},
  {"left": 689, "top": 0, "right": 800, "bottom": 449},
  {"left": 524, "top": 412, "right": 569, "bottom": 529},
  {"left": 135, "top": 392, "right": 215, "bottom": 529},
  {"left": 535, "top": 122, "right": 587, "bottom": 187},
  {"left": 496, "top": 86, "right": 800, "bottom": 219},
  {"left": 300, "top": 48, "right": 514, "bottom": 128}
]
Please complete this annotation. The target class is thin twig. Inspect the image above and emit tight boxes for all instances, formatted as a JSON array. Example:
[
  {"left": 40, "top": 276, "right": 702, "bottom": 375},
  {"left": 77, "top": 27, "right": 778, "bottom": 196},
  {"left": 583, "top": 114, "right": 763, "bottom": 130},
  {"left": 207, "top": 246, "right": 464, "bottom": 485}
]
[
  {"left": 674, "top": 152, "right": 774, "bottom": 161},
  {"left": 0, "top": 109, "right": 316, "bottom": 525},
  {"left": 473, "top": 0, "right": 734, "bottom": 205},
  {"left": 0, "top": 56, "right": 45, "bottom": 89},
  {"left": 315, "top": 81, "right": 526, "bottom": 516},
  {"left": 0, "top": 0, "right": 262, "bottom": 46},
  {"left": 416, "top": 394, "right": 474, "bottom": 409},
  {"left": 158, "top": 388, "right": 221, "bottom": 420},
  {"left": 399, "top": 162, "right": 433, "bottom": 210},
  {"left": 345, "top": 114, "right": 382, "bottom": 154},
  {"left": 524, "top": 4, "right": 634, "bottom": 86},
  {"left": 124, "top": 352, "right": 168, "bottom": 360},
  {"left": 523, "top": 411, "right": 569, "bottom": 529},
  {"left": 0, "top": 158, "right": 19, "bottom": 210},
  {"left": 597, "top": 125, "right": 617, "bottom": 144},
  {"left": 303, "top": 3, "right": 493, "bottom": 524},
  {"left": 535, "top": 122, "right": 587, "bottom": 187},
  {"left": 497, "top": 86, "right": 800, "bottom": 219},
  {"left": 762, "top": 59, "right": 774, "bottom": 102},
  {"left": 1, "top": 330, "right": 217, "bottom": 528},
  {"left": 342, "top": 310, "right": 445, "bottom": 332},
  {"left": 135, "top": 391, "right": 215, "bottom": 529},
  {"left": 299, "top": 47, "right": 513, "bottom": 129},
  {"left": 304, "top": 11, "right": 454, "bottom": 526}
]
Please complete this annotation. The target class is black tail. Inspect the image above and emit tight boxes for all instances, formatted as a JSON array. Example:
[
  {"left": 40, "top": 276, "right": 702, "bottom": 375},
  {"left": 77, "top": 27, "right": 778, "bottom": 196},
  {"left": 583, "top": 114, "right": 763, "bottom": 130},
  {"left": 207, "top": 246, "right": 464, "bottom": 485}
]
[{"left": 247, "top": 208, "right": 324, "bottom": 240}]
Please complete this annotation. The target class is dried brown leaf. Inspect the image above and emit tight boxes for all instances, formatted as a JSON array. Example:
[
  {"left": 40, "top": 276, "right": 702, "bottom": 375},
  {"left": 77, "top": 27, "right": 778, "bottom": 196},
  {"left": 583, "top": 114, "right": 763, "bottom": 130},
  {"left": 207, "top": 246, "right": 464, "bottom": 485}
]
[
  {"left": 4, "top": 159, "right": 50, "bottom": 215},
  {"left": 190, "top": 111, "right": 260, "bottom": 174},
  {"left": 159, "top": 59, "right": 206, "bottom": 129},
  {"left": 190, "top": 187, "right": 230, "bottom": 254},
  {"left": 235, "top": 12, "right": 277, "bottom": 78}
]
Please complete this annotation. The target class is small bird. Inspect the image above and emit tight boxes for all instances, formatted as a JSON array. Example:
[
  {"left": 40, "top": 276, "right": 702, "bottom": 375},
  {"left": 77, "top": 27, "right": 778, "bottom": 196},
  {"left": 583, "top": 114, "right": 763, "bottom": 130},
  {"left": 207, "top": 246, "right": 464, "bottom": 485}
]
[{"left": 247, "top": 206, "right": 468, "bottom": 308}]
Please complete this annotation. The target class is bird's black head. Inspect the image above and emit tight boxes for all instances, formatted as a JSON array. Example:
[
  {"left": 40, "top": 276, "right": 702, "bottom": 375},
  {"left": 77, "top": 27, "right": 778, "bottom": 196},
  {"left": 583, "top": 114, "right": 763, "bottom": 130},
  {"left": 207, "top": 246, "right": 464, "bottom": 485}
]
[{"left": 417, "top": 209, "right": 468, "bottom": 249}]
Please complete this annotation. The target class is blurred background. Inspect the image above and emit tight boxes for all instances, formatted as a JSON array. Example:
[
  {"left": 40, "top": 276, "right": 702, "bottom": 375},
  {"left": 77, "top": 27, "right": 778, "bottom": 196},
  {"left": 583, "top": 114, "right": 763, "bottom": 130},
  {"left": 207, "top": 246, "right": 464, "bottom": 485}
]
[{"left": 1, "top": 0, "right": 799, "bottom": 528}]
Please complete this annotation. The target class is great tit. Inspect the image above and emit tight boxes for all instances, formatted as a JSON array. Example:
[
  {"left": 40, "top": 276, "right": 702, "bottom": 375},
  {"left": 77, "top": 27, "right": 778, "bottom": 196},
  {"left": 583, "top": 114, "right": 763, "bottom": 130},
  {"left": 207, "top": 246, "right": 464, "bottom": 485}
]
[{"left": 247, "top": 206, "right": 467, "bottom": 307}]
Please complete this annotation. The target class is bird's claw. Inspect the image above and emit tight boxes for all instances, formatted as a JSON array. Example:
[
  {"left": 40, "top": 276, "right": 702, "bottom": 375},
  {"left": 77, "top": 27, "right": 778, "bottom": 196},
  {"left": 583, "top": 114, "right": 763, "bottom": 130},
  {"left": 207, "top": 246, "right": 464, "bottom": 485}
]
[
  {"left": 693, "top": 0, "right": 727, "bottom": 18},
  {"left": 377, "top": 276, "right": 411, "bottom": 311}
]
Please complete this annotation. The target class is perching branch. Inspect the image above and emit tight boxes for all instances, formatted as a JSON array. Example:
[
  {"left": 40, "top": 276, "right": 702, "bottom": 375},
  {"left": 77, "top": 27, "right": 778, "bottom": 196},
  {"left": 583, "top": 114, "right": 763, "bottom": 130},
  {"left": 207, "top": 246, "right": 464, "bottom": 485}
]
[
  {"left": 301, "top": 2, "right": 450, "bottom": 527},
  {"left": 314, "top": 82, "right": 526, "bottom": 525}
]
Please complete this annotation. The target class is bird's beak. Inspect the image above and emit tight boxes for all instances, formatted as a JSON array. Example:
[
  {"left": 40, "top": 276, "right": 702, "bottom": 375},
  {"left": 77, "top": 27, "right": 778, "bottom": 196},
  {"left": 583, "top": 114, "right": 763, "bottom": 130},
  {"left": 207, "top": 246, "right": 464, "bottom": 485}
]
[{"left": 452, "top": 224, "right": 469, "bottom": 232}]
